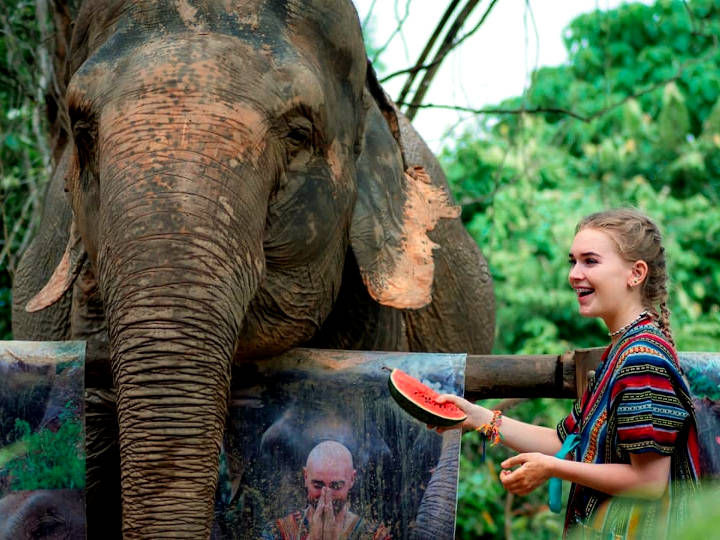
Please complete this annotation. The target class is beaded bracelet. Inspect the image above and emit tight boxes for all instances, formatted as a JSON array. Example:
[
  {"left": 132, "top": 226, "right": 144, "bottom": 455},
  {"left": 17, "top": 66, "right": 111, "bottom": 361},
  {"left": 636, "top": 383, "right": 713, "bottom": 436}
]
[{"left": 475, "top": 409, "right": 502, "bottom": 462}]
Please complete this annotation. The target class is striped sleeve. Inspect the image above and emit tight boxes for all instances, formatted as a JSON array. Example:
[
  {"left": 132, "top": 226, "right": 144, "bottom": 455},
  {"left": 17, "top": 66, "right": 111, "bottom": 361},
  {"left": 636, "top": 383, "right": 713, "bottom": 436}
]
[
  {"left": 612, "top": 345, "right": 689, "bottom": 454},
  {"left": 557, "top": 396, "right": 582, "bottom": 442}
]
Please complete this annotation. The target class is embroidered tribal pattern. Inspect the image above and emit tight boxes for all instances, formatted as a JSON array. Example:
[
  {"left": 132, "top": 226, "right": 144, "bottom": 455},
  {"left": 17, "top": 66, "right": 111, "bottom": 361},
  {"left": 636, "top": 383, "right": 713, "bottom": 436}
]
[
  {"left": 556, "top": 319, "right": 701, "bottom": 538},
  {"left": 583, "top": 410, "right": 607, "bottom": 463}
]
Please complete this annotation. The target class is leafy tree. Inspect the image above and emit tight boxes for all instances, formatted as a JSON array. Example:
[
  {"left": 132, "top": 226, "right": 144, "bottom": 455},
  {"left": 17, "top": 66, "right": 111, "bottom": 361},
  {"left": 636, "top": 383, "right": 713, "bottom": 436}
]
[{"left": 0, "top": 1, "right": 53, "bottom": 339}]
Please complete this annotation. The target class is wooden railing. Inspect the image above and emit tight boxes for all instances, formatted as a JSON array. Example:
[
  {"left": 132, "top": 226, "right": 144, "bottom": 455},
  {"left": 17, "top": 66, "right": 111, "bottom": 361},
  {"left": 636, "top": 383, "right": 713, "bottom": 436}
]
[{"left": 465, "top": 348, "right": 605, "bottom": 400}]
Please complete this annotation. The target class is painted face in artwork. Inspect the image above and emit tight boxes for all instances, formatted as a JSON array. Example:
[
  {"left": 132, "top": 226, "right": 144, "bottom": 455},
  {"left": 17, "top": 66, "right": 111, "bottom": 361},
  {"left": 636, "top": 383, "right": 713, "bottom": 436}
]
[
  {"left": 303, "top": 442, "right": 357, "bottom": 514},
  {"left": 568, "top": 228, "right": 640, "bottom": 325}
]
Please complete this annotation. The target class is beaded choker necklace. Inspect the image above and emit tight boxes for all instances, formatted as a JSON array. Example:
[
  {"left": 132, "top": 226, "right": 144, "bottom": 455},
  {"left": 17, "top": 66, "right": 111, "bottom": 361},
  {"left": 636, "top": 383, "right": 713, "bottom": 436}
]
[{"left": 608, "top": 310, "right": 648, "bottom": 338}]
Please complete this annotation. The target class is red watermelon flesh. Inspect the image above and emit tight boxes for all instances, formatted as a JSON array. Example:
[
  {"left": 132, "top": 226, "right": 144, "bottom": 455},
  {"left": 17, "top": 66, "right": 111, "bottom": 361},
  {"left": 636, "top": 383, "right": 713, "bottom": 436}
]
[{"left": 388, "top": 368, "right": 467, "bottom": 427}]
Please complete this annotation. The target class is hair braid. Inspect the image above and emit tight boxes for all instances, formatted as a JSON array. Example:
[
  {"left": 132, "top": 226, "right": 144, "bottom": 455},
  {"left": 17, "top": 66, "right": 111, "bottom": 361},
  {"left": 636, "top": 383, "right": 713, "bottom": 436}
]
[{"left": 658, "top": 301, "right": 675, "bottom": 348}]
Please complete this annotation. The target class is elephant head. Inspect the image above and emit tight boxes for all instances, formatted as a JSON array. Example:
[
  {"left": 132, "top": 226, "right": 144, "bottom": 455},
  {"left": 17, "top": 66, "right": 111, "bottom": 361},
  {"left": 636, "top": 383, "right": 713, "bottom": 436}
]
[{"left": 21, "top": 1, "right": 488, "bottom": 537}]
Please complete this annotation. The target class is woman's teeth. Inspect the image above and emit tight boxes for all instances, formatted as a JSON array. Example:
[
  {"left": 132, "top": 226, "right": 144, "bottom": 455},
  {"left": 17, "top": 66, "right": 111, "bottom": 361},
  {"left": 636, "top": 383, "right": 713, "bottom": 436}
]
[{"left": 577, "top": 288, "right": 594, "bottom": 297}]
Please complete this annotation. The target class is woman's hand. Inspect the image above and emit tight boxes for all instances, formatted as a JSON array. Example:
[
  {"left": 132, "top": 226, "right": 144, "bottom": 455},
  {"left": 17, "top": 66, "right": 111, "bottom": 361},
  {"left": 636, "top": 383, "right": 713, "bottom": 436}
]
[
  {"left": 427, "top": 394, "right": 485, "bottom": 433},
  {"left": 499, "top": 453, "right": 556, "bottom": 496}
]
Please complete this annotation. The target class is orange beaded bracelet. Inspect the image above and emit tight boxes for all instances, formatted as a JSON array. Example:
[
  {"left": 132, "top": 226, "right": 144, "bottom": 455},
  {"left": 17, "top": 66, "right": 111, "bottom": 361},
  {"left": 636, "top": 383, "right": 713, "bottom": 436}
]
[{"left": 475, "top": 409, "right": 502, "bottom": 461}]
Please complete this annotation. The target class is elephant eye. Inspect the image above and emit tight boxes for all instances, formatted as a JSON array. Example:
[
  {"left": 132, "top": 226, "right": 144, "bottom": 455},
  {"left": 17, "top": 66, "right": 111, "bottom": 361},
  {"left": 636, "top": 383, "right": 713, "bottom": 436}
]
[
  {"left": 32, "top": 512, "right": 65, "bottom": 537},
  {"left": 71, "top": 119, "right": 99, "bottom": 187},
  {"left": 285, "top": 117, "right": 314, "bottom": 163}
]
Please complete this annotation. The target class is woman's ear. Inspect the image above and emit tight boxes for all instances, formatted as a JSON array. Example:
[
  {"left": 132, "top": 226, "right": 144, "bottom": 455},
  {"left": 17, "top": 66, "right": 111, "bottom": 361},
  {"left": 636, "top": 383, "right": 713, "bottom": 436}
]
[
  {"left": 25, "top": 219, "right": 87, "bottom": 312},
  {"left": 350, "top": 98, "right": 459, "bottom": 309},
  {"left": 629, "top": 259, "right": 649, "bottom": 287}
]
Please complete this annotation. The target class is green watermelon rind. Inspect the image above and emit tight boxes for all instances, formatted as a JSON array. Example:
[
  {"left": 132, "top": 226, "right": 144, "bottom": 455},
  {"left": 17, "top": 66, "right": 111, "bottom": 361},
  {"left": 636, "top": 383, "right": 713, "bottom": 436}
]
[{"left": 387, "top": 369, "right": 466, "bottom": 427}]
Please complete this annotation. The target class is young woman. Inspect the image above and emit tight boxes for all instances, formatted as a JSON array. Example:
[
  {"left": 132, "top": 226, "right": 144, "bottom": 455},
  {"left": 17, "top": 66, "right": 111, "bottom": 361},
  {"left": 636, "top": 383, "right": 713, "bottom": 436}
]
[{"left": 436, "top": 208, "right": 701, "bottom": 538}]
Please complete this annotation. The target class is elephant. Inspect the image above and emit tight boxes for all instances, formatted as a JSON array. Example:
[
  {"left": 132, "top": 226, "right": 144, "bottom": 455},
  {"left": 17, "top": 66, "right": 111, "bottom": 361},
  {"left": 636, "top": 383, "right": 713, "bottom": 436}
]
[
  {"left": 0, "top": 490, "right": 85, "bottom": 540},
  {"left": 11, "top": 0, "right": 495, "bottom": 537}
]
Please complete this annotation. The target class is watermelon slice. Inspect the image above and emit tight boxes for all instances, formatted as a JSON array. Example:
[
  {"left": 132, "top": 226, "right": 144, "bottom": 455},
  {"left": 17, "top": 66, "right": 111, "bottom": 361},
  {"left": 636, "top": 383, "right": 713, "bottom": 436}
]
[{"left": 387, "top": 368, "right": 467, "bottom": 426}]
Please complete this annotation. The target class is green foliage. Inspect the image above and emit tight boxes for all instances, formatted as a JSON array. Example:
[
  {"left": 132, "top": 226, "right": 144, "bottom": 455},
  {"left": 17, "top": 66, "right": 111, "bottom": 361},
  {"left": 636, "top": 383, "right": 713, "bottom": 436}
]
[
  {"left": 680, "top": 483, "right": 720, "bottom": 538},
  {"left": 0, "top": 1, "right": 52, "bottom": 339},
  {"left": 658, "top": 82, "right": 690, "bottom": 150},
  {"left": 5, "top": 404, "right": 85, "bottom": 490},
  {"left": 565, "top": 483, "right": 720, "bottom": 539}
]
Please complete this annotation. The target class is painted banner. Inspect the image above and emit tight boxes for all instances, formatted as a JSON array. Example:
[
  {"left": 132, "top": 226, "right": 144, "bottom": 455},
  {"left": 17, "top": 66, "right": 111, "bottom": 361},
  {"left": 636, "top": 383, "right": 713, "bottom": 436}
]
[
  {"left": 0, "top": 341, "right": 86, "bottom": 540},
  {"left": 679, "top": 352, "right": 720, "bottom": 477},
  {"left": 213, "top": 349, "right": 466, "bottom": 539}
]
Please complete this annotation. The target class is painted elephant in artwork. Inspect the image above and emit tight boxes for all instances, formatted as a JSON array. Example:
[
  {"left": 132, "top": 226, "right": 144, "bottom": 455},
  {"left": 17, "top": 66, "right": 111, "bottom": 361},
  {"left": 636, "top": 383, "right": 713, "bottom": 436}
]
[
  {"left": 0, "top": 490, "right": 85, "bottom": 540},
  {"left": 11, "top": 0, "right": 495, "bottom": 537}
]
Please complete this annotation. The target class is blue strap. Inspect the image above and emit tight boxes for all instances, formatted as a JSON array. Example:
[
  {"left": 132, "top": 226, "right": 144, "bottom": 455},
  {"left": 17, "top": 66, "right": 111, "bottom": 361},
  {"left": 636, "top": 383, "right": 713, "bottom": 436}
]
[{"left": 548, "top": 433, "right": 580, "bottom": 513}]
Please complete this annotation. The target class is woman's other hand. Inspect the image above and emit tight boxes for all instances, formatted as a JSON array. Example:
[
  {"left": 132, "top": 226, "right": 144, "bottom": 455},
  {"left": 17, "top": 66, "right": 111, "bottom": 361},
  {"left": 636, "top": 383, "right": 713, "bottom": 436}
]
[{"left": 499, "top": 453, "right": 556, "bottom": 495}]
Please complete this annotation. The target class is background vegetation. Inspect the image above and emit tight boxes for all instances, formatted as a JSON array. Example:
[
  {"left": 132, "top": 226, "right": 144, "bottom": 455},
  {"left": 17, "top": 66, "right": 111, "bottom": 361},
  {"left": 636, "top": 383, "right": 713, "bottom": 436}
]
[
  {"left": 1, "top": 0, "right": 53, "bottom": 339},
  {"left": 1, "top": 0, "right": 718, "bottom": 537}
]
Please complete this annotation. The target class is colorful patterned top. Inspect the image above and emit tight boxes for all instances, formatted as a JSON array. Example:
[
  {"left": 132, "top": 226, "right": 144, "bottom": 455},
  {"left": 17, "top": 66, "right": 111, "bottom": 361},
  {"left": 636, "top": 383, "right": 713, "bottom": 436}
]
[
  {"left": 261, "top": 507, "right": 391, "bottom": 540},
  {"left": 557, "top": 317, "right": 701, "bottom": 538}
]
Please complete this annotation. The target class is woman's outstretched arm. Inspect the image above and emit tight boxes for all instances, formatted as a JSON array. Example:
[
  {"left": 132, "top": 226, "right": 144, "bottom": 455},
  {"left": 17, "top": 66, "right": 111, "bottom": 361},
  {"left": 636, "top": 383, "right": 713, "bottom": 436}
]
[
  {"left": 432, "top": 394, "right": 671, "bottom": 500},
  {"left": 433, "top": 394, "right": 564, "bottom": 456}
]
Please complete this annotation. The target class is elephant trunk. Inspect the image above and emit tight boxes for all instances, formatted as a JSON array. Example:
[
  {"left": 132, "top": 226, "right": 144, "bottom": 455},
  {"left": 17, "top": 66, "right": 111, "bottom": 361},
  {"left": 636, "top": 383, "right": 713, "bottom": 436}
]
[
  {"left": 411, "top": 432, "right": 462, "bottom": 539},
  {"left": 110, "top": 315, "right": 231, "bottom": 537},
  {"left": 96, "top": 159, "right": 266, "bottom": 537}
]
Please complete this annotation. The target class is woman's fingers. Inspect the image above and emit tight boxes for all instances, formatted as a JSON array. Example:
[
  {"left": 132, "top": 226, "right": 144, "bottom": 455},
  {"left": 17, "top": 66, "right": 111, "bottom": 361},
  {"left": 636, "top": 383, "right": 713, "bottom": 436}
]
[
  {"left": 435, "top": 393, "right": 470, "bottom": 409},
  {"left": 501, "top": 454, "right": 527, "bottom": 469},
  {"left": 499, "top": 453, "right": 553, "bottom": 496},
  {"left": 500, "top": 468, "right": 528, "bottom": 494}
]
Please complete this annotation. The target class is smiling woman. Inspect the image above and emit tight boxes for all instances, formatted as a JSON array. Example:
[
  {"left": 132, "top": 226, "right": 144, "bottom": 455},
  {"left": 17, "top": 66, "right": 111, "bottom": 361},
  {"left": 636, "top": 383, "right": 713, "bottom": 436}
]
[{"left": 432, "top": 208, "right": 701, "bottom": 539}]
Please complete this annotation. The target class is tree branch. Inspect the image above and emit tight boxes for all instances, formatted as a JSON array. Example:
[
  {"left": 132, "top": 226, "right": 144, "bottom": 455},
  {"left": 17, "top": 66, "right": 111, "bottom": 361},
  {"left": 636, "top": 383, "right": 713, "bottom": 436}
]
[
  {"left": 384, "top": 0, "right": 499, "bottom": 87},
  {"left": 371, "top": 0, "right": 412, "bottom": 65},
  {"left": 360, "top": 0, "right": 378, "bottom": 31},
  {"left": 394, "top": 0, "right": 461, "bottom": 104},
  {"left": 404, "top": 0, "right": 496, "bottom": 121},
  {"left": 504, "top": 490, "right": 514, "bottom": 540},
  {"left": 397, "top": 102, "right": 592, "bottom": 121},
  {"left": 397, "top": 69, "right": 687, "bottom": 123}
]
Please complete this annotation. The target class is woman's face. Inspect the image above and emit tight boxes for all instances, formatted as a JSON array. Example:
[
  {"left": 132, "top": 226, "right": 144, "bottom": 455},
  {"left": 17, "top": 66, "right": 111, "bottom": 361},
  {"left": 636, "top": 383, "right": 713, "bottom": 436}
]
[{"left": 568, "top": 228, "right": 638, "bottom": 323}]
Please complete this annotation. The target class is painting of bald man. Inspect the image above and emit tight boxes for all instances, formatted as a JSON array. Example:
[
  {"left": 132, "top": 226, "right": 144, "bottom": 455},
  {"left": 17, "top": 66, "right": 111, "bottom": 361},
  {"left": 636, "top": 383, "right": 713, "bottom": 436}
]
[
  {"left": 213, "top": 349, "right": 466, "bottom": 540},
  {"left": 261, "top": 441, "right": 390, "bottom": 539}
]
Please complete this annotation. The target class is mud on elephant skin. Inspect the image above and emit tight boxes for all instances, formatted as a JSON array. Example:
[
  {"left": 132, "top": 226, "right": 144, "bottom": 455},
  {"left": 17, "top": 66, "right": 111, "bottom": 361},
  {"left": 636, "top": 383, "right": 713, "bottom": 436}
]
[{"left": 12, "top": 0, "right": 494, "bottom": 537}]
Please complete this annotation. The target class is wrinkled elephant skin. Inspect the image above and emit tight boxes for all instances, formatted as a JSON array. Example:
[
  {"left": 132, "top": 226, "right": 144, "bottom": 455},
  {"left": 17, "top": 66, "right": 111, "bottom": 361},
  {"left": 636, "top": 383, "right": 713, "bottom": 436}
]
[{"left": 12, "top": 1, "right": 495, "bottom": 538}]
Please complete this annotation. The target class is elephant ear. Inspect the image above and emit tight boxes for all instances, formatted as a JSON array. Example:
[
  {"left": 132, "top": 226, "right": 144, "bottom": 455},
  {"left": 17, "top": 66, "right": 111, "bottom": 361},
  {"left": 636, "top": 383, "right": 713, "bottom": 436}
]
[
  {"left": 25, "top": 219, "right": 86, "bottom": 312},
  {"left": 351, "top": 74, "right": 460, "bottom": 310}
]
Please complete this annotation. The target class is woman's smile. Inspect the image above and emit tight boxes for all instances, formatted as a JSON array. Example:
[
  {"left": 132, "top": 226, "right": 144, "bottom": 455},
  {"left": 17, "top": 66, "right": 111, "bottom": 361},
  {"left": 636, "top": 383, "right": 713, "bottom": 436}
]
[{"left": 574, "top": 287, "right": 595, "bottom": 307}]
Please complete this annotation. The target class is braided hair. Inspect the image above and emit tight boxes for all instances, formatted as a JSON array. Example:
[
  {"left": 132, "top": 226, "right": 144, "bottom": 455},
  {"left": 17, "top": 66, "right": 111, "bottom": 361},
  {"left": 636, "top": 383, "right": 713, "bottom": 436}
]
[{"left": 577, "top": 208, "right": 674, "bottom": 348}]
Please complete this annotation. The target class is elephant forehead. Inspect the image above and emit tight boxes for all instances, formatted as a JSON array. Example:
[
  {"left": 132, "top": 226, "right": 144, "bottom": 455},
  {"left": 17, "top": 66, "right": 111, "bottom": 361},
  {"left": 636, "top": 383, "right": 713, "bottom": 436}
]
[
  {"left": 100, "top": 92, "right": 268, "bottom": 164},
  {"left": 71, "top": 1, "right": 364, "bottom": 80},
  {"left": 79, "top": 33, "right": 329, "bottom": 122},
  {"left": 115, "top": 34, "right": 276, "bottom": 90}
]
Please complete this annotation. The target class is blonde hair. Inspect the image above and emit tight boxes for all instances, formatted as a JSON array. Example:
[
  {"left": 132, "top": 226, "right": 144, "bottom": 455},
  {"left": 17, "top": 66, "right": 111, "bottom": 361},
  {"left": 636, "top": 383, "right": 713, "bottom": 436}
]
[{"left": 577, "top": 208, "right": 674, "bottom": 347}]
